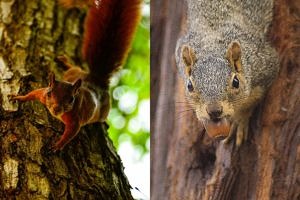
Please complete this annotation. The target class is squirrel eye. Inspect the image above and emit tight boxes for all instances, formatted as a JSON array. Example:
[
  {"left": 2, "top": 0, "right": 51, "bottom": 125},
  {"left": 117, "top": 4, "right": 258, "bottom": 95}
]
[
  {"left": 69, "top": 97, "right": 74, "bottom": 104},
  {"left": 47, "top": 91, "right": 51, "bottom": 97},
  {"left": 232, "top": 75, "right": 239, "bottom": 89},
  {"left": 187, "top": 80, "right": 194, "bottom": 92}
]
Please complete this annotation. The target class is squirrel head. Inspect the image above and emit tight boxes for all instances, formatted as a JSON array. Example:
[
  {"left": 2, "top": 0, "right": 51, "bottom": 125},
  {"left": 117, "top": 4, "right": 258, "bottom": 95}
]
[
  {"left": 177, "top": 40, "right": 252, "bottom": 139},
  {"left": 45, "top": 72, "right": 82, "bottom": 117}
]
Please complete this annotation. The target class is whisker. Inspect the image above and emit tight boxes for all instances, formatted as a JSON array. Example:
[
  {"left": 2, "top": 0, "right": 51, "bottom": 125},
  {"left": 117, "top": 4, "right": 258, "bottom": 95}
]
[
  {"left": 175, "top": 109, "right": 194, "bottom": 115},
  {"left": 230, "top": 94, "right": 262, "bottom": 104},
  {"left": 174, "top": 112, "right": 193, "bottom": 122},
  {"left": 156, "top": 101, "right": 197, "bottom": 108},
  {"left": 154, "top": 106, "right": 194, "bottom": 117}
]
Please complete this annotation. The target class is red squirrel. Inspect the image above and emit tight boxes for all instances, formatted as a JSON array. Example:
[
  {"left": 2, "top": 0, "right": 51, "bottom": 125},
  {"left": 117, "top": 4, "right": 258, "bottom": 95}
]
[{"left": 11, "top": 0, "right": 142, "bottom": 151}]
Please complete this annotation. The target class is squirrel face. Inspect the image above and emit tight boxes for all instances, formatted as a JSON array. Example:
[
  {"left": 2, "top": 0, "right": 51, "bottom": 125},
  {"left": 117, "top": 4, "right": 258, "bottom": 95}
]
[
  {"left": 45, "top": 73, "right": 82, "bottom": 118},
  {"left": 178, "top": 41, "right": 250, "bottom": 139}
]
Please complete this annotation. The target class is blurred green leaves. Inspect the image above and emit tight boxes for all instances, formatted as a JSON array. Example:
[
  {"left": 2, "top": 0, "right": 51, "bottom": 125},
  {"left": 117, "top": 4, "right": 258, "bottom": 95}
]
[{"left": 108, "top": 2, "right": 150, "bottom": 157}]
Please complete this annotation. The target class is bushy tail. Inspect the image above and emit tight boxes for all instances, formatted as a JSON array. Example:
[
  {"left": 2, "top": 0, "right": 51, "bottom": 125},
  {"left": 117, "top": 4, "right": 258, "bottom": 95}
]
[{"left": 83, "top": 0, "right": 142, "bottom": 88}]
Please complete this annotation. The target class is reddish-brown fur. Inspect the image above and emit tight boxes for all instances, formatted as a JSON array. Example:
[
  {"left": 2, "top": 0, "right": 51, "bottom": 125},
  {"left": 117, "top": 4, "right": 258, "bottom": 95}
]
[
  {"left": 83, "top": 0, "right": 142, "bottom": 89},
  {"left": 12, "top": 0, "right": 141, "bottom": 151}
]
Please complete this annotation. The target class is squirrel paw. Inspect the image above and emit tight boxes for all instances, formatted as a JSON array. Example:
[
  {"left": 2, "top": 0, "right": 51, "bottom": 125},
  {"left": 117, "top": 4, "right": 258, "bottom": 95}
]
[
  {"left": 223, "top": 123, "right": 237, "bottom": 144},
  {"left": 222, "top": 121, "right": 249, "bottom": 147},
  {"left": 8, "top": 94, "right": 23, "bottom": 101},
  {"left": 236, "top": 121, "right": 249, "bottom": 146},
  {"left": 56, "top": 55, "right": 68, "bottom": 63},
  {"left": 56, "top": 55, "right": 73, "bottom": 69},
  {"left": 51, "top": 140, "right": 65, "bottom": 152},
  {"left": 8, "top": 94, "right": 16, "bottom": 100}
]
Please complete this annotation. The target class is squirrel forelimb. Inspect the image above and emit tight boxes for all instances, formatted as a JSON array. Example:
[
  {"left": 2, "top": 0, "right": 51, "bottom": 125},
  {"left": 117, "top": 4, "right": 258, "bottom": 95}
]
[
  {"left": 11, "top": 62, "right": 110, "bottom": 151},
  {"left": 52, "top": 112, "right": 81, "bottom": 151},
  {"left": 10, "top": 88, "right": 47, "bottom": 104}
]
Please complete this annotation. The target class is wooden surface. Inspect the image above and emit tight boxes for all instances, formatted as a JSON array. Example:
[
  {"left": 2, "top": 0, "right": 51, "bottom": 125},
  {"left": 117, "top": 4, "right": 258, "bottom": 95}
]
[
  {"left": 0, "top": 0, "right": 133, "bottom": 199},
  {"left": 151, "top": 0, "right": 300, "bottom": 199},
  {"left": 151, "top": 0, "right": 187, "bottom": 199}
]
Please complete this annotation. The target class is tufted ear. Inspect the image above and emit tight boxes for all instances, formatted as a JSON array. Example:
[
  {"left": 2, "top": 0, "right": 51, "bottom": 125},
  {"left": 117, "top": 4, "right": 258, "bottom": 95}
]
[
  {"left": 226, "top": 41, "right": 242, "bottom": 72},
  {"left": 181, "top": 45, "right": 196, "bottom": 76},
  {"left": 48, "top": 72, "right": 56, "bottom": 88}
]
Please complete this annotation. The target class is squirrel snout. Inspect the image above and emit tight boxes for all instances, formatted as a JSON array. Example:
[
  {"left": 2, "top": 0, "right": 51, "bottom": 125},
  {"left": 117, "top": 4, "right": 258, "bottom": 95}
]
[{"left": 206, "top": 104, "right": 223, "bottom": 121}]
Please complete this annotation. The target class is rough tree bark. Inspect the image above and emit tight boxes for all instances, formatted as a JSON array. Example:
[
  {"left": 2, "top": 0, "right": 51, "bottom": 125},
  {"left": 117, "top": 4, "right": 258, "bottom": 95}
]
[
  {"left": 0, "top": 0, "right": 133, "bottom": 199},
  {"left": 151, "top": 0, "right": 300, "bottom": 200}
]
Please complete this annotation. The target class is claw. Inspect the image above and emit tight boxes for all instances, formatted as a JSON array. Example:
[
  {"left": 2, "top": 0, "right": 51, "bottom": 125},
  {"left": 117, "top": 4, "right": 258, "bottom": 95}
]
[
  {"left": 236, "top": 119, "right": 249, "bottom": 147},
  {"left": 51, "top": 140, "right": 65, "bottom": 152},
  {"left": 9, "top": 95, "right": 27, "bottom": 102},
  {"left": 223, "top": 123, "right": 237, "bottom": 144},
  {"left": 243, "top": 125, "right": 249, "bottom": 142},
  {"left": 236, "top": 124, "right": 243, "bottom": 146},
  {"left": 8, "top": 94, "right": 17, "bottom": 100},
  {"left": 51, "top": 143, "right": 61, "bottom": 152}
]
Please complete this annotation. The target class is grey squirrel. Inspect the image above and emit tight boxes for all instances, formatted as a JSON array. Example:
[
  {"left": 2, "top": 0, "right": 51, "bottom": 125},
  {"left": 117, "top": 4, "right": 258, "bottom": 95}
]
[{"left": 175, "top": 0, "right": 279, "bottom": 146}]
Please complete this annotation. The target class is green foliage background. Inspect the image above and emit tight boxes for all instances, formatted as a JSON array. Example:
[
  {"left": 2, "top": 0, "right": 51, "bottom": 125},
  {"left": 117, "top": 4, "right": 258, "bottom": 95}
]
[{"left": 108, "top": 2, "right": 150, "bottom": 156}]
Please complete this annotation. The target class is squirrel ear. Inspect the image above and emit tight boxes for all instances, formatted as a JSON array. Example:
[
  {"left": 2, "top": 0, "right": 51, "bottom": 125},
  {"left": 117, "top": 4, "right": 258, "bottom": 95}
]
[
  {"left": 73, "top": 79, "right": 82, "bottom": 94},
  {"left": 49, "top": 72, "right": 56, "bottom": 87},
  {"left": 182, "top": 45, "right": 196, "bottom": 76},
  {"left": 226, "top": 41, "right": 242, "bottom": 72}
]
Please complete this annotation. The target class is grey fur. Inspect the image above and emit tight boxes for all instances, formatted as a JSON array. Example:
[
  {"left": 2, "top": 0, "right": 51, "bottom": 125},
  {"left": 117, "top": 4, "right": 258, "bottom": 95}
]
[{"left": 175, "top": 0, "right": 279, "bottom": 145}]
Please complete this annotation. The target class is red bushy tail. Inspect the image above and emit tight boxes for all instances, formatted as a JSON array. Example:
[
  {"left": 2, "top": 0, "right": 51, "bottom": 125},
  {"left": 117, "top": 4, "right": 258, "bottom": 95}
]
[{"left": 83, "top": 0, "right": 142, "bottom": 88}]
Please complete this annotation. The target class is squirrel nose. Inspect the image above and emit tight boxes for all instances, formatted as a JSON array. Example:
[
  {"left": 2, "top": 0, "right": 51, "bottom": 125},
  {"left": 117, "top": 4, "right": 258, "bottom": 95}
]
[{"left": 206, "top": 104, "right": 223, "bottom": 121}]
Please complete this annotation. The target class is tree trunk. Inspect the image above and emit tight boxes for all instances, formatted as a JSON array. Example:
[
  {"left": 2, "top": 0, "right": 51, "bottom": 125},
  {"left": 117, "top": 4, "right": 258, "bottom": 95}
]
[
  {"left": 151, "top": 0, "right": 300, "bottom": 200},
  {"left": 0, "top": 0, "right": 133, "bottom": 199}
]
